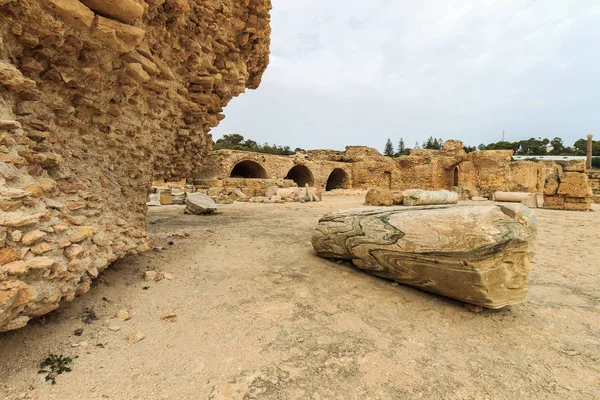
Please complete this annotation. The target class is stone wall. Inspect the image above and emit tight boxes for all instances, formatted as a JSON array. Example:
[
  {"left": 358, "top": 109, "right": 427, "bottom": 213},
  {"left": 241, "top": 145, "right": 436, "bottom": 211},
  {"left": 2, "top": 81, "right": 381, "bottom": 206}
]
[
  {"left": 0, "top": 0, "right": 271, "bottom": 332},
  {"left": 195, "top": 149, "right": 354, "bottom": 190},
  {"left": 587, "top": 170, "right": 600, "bottom": 204},
  {"left": 544, "top": 161, "right": 593, "bottom": 211},
  {"left": 196, "top": 140, "right": 549, "bottom": 197}
]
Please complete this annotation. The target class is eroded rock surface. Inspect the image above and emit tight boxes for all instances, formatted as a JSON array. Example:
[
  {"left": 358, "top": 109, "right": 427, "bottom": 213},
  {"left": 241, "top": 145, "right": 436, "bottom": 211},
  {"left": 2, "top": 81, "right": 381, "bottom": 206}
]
[
  {"left": 0, "top": 0, "right": 271, "bottom": 331},
  {"left": 312, "top": 204, "right": 537, "bottom": 309}
]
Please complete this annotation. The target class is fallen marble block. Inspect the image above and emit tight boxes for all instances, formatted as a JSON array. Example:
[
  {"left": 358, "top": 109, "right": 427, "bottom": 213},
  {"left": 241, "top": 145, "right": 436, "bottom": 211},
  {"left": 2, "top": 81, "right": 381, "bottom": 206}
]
[
  {"left": 403, "top": 189, "right": 459, "bottom": 206},
  {"left": 311, "top": 204, "right": 537, "bottom": 308},
  {"left": 184, "top": 193, "right": 218, "bottom": 215}
]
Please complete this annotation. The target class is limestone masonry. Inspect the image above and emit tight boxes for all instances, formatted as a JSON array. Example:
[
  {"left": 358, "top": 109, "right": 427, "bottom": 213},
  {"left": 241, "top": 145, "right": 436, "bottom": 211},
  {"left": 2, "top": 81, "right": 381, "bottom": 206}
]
[
  {"left": 196, "top": 140, "right": 560, "bottom": 197},
  {"left": 0, "top": 0, "right": 272, "bottom": 332},
  {"left": 543, "top": 160, "right": 593, "bottom": 211}
]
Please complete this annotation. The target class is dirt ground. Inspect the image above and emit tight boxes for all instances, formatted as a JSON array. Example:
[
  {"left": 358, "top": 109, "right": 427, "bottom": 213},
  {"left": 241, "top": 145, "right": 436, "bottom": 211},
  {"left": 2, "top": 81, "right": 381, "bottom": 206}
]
[{"left": 1, "top": 196, "right": 599, "bottom": 399}]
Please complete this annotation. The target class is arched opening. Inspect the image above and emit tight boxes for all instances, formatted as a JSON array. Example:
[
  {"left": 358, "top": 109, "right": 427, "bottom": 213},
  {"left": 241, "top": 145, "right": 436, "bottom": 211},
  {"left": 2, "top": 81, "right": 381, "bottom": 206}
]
[
  {"left": 230, "top": 160, "right": 267, "bottom": 179},
  {"left": 326, "top": 168, "right": 350, "bottom": 191},
  {"left": 453, "top": 166, "right": 459, "bottom": 186},
  {"left": 285, "top": 165, "right": 314, "bottom": 187}
]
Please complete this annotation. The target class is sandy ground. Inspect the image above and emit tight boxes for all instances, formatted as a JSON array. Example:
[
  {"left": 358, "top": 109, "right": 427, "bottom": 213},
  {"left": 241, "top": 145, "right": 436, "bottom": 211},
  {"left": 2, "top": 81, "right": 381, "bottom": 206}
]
[{"left": 1, "top": 196, "right": 599, "bottom": 399}]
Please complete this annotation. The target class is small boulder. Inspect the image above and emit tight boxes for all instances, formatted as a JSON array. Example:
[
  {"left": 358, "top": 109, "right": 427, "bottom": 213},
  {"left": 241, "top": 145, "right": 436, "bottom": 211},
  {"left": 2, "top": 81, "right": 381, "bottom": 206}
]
[
  {"left": 184, "top": 193, "right": 218, "bottom": 215},
  {"left": 214, "top": 193, "right": 234, "bottom": 204},
  {"left": 365, "top": 188, "right": 403, "bottom": 206}
]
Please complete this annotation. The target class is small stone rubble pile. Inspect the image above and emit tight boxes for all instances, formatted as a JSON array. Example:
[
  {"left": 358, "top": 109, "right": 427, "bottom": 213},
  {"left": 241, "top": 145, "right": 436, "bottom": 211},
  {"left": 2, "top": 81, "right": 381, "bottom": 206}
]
[{"left": 149, "top": 182, "right": 322, "bottom": 207}]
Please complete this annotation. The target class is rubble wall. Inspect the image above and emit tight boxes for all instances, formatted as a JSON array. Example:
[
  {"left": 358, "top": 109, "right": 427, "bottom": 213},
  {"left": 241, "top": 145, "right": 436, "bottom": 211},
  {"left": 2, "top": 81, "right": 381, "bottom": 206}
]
[{"left": 0, "top": 0, "right": 271, "bottom": 332}]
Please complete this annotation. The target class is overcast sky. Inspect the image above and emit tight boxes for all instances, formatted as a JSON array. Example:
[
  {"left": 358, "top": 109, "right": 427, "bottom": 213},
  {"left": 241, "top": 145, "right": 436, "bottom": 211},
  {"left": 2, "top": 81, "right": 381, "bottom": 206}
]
[{"left": 211, "top": 0, "right": 600, "bottom": 152}]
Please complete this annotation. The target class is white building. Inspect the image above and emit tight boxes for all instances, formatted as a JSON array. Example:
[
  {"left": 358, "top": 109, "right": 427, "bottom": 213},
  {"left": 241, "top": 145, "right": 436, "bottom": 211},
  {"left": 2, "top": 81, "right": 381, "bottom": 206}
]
[{"left": 512, "top": 155, "right": 586, "bottom": 161}]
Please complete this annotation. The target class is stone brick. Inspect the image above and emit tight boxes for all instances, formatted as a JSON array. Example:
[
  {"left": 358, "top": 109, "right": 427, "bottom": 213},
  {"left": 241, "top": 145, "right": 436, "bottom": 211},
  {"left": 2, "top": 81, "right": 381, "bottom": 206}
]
[
  {"left": 81, "top": 0, "right": 145, "bottom": 24},
  {"left": 557, "top": 172, "right": 592, "bottom": 197},
  {"left": 563, "top": 160, "right": 586, "bottom": 173},
  {"left": 543, "top": 196, "right": 564, "bottom": 210},
  {"left": 39, "top": 0, "right": 95, "bottom": 29},
  {"left": 563, "top": 202, "right": 591, "bottom": 211},
  {"left": 92, "top": 16, "right": 145, "bottom": 53}
]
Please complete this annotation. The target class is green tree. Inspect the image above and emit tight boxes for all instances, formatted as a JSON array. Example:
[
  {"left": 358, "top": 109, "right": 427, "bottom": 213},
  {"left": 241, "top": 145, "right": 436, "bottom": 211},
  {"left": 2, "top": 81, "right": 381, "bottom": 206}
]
[
  {"left": 483, "top": 140, "right": 519, "bottom": 152},
  {"left": 573, "top": 138, "right": 600, "bottom": 155},
  {"left": 384, "top": 138, "right": 394, "bottom": 157},
  {"left": 549, "top": 137, "right": 565, "bottom": 155},
  {"left": 220, "top": 134, "right": 244, "bottom": 146},
  {"left": 423, "top": 136, "right": 444, "bottom": 150},
  {"left": 213, "top": 134, "right": 297, "bottom": 156},
  {"left": 397, "top": 138, "right": 405, "bottom": 154},
  {"left": 395, "top": 138, "right": 410, "bottom": 156},
  {"left": 515, "top": 138, "right": 548, "bottom": 155}
]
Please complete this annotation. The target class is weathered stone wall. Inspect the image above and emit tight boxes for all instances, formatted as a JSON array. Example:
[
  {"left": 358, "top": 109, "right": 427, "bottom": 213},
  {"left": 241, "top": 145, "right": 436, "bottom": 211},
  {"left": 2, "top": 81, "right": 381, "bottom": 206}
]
[
  {"left": 195, "top": 149, "right": 354, "bottom": 190},
  {"left": 196, "top": 140, "right": 548, "bottom": 197},
  {"left": 587, "top": 169, "right": 600, "bottom": 204},
  {"left": 543, "top": 161, "right": 593, "bottom": 211},
  {"left": 0, "top": 0, "right": 271, "bottom": 331}
]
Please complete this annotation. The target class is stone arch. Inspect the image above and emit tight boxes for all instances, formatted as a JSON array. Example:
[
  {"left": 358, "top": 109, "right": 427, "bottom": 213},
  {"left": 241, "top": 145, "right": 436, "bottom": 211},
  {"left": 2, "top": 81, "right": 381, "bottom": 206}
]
[
  {"left": 285, "top": 165, "right": 314, "bottom": 187},
  {"left": 230, "top": 160, "right": 267, "bottom": 178},
  {"left": 326, "top": 168, "right": 350, "bottom": 191}
]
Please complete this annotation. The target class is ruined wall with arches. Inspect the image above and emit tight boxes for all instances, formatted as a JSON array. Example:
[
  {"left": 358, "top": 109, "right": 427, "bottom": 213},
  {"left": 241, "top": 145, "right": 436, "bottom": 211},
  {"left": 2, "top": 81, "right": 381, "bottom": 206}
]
[
  {"left": 195, "top": 141, "right": 549, "bottom": 198},
  {"left": 195, "top": 149, "right": 354, "bottom": 191}
]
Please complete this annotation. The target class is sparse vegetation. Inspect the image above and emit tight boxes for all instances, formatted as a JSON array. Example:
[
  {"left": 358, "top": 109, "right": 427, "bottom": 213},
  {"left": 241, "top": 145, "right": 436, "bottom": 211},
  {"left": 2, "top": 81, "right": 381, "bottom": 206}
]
[
  {"left": 38, "top": 354, "right": 77, "bottom": 384},
  {"left": 81, "top": 308, "right": 98, "bottom": 324}
]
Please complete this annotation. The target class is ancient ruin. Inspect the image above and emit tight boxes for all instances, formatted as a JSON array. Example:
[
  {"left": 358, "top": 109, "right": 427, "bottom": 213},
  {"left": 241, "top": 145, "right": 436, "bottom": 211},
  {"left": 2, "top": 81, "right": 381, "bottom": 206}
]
[
  {"left": 312, "top": 203, "right": 537, "bottom": 309},
  {"left": 543, "top": 160, "right": 593, "bottom": 211},
  {"left": 195, "top": 140, "right": 562, "bottom": 198},
  {"left": 0, "top": 0, "right": 272, "bottom": 332}
]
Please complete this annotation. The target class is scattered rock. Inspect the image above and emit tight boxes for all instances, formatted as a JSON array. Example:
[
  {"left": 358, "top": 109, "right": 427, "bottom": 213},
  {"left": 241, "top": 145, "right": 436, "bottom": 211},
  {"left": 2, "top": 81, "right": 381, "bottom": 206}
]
[
  {"left": 116, "top": 309, "right": 130, "bottom": 321},
  {"left": 127, "top": 331, "right": 145, "bottom": 344},
  {"left": 144, "top": 270, "right": 157, "bottom": 281},
  {"left": 161, "top": 312, "right": 176, "bottom": 320},
  {"left": 184, "top": 193, "right": 218, "bottom": 215},
  {"left": 464, "top": 303, "right": 484, "bottom": 313}
]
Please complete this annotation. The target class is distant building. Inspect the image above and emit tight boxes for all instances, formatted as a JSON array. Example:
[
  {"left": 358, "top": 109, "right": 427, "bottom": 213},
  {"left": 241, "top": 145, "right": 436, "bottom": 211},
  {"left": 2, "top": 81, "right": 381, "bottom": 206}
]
[{"left": 512, "top": 155, "right": 586, "bottom": 161}]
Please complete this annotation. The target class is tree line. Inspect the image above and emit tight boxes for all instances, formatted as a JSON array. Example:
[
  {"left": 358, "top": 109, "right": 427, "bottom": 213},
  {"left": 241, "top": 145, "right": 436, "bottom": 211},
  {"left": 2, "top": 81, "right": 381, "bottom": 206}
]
[
  {"left": 383, "top": 136, "right": 600, "bottom": 158},
  {"left": 384, "top": 136, "right": 447, "bottom": 157},
  {"left": 213, "top": 134, "right": 305, "bottom": 156}
]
